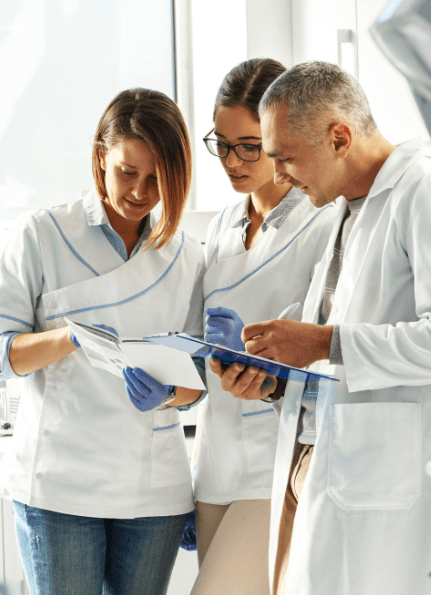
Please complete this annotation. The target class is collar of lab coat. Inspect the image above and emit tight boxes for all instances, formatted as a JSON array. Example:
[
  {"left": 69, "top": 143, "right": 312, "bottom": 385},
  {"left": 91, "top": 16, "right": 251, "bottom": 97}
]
[
  {"left": 82, "top": 187, "right": 159, "bottom": 230},
  {"left": 230, "top": 187, "right": 305, "bottom": 230},
  {"left": 83, "top": 188, "right": 111, "bottom": 226},
  {"left": 366, "top": 137, "right": 431, "bottom": 200}
]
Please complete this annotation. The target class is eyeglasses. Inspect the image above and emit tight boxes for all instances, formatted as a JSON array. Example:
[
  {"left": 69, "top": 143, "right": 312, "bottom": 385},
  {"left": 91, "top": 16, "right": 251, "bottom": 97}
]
[{"left": 203, "top": 128, "right": 262, "bottom": 162}]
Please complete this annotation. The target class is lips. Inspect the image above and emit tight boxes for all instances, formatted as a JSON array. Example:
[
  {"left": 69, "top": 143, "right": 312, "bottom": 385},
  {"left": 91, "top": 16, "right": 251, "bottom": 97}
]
[
  {"left": 125, "top": 198, "right": 145, "bottom": 207},
  {"left": 229, "top": 174, "right": 247, "bottom": 180}
]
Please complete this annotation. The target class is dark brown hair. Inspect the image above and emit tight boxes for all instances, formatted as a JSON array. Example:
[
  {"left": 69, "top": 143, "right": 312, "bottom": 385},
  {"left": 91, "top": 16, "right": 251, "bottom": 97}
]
[
  {"left": 92, "top": 88, "right": 192, "bottom": 249},
  {"left": 214, "top": 58, "right": 286, "bottom": 122}
]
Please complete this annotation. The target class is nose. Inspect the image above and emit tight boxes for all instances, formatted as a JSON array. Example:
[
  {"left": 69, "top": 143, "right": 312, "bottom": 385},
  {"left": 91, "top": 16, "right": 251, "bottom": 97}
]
[
  {"left": 225, "top": 149, "right": 243, "bottom": 168},
  {"left": 131, "top": 179, "right": 147, "bottom": 201},
  {"left": 273, "top": 161, "right": 291, "bottom": 186}
]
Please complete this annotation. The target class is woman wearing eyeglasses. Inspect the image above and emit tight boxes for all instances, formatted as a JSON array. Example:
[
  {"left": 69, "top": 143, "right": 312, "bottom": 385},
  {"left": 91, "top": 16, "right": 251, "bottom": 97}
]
[{"left": 190, "top": 59, "right": 337, "bottom": 595}]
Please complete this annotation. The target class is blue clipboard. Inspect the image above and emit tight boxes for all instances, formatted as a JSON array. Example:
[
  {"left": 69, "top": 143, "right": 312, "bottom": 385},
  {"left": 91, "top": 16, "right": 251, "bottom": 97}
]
[{"left": 143, "top": 333, "right": 338, "bottom": 383}]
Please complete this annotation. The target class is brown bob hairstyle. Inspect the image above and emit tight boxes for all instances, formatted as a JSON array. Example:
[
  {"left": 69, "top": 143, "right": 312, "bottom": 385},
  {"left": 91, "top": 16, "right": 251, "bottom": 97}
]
[
  {"left": 92, "top": 88, "right": 192, "bottom": 249},
  {"left": 214, "top": 58, "right": 286, "bottom": 122}
]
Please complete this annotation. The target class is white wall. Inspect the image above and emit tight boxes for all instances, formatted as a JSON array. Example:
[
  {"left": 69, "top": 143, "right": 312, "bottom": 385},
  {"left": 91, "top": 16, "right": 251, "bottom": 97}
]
[{"left": 246, "top": 0, "right": 293, "bottom": 67}]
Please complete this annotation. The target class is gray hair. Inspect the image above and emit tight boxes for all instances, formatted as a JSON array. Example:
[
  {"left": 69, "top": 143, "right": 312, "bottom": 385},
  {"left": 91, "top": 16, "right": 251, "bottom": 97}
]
[{"left": 259, "top": 61, "right": 377, "bottom": 145}]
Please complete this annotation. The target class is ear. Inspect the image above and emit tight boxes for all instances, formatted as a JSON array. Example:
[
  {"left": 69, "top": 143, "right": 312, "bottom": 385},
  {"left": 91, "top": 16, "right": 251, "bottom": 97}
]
[
  {"left": 98, "top": 149, "right": 107, "bottom": 171},
  {"left": 330, "top": 123, "right": 352, "bottom": 158}
]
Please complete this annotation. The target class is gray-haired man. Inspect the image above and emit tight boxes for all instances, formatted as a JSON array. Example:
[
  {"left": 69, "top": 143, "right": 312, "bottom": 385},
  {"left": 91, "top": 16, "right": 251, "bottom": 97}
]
[{"left": 210, "top": 61, "right": 431, "bottom": 595}]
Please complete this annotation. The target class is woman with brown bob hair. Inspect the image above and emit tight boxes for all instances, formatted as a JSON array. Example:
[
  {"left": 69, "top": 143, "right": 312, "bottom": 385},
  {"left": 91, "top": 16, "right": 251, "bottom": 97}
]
[
  {"left": 0, "top": 88, "right": 206, "bottom": 595},
  {"left": 92, "top": 88, "right": 191, "bottom": 249}
]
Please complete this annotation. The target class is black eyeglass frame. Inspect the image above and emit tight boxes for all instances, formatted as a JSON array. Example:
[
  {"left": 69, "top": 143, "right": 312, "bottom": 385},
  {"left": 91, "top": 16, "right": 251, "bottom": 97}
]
[{"left": 202, "top": 128, "right": 263, "bottom": 162}]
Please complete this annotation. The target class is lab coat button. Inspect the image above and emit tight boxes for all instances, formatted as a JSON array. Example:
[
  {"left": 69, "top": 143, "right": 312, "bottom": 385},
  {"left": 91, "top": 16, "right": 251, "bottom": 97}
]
[
  {"left": 43, "top": 430, "right": 50, "bottom": 437},
  {"left": 426, "top": 460, "right": 431, "bottom": 478},
  {"left": 332, "top": 306, "right": 339, "bottom": 315},
  {"left": 35, "top": 473, "right": 43, "bottom": 480},
  {"left": 48, "top": 301, "right": 57, "bottom": 309}
]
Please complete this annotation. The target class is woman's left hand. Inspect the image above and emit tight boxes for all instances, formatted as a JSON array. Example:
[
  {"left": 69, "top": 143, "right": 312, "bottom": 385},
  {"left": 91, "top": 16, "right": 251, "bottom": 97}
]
[
  {"left": 122, "top": 367, "right": 172, "bottom": 412},
  {"left": 205, "top": 306, "right": 245, "bottom": 351}
]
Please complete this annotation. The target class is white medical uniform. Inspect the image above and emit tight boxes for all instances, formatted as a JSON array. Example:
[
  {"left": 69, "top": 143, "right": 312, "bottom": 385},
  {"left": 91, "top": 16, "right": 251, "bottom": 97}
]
[
  {"left": 0, "top": 190, "right": 205, "bottom": 519},
  {"left": 194, "top": 189, "right": 336, "bottom": 504},
  {"left": 270, "top": 138, "right": 431, "bottom": 595}
]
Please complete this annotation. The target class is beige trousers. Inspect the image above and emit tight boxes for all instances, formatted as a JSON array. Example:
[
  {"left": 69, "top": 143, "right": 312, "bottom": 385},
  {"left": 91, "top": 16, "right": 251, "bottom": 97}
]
[
  {"left": 272, "top": 444, "right": 314, "bottom": 595},
  {"left": 190, "top": 499, "right": 272, "bottom": 595}
]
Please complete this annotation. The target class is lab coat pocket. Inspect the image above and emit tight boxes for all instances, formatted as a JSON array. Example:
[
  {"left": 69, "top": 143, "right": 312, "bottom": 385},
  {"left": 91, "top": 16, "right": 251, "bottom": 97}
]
[
  {"left": 242, "top": 402, "right": 278, "bottom": 472},
  {"left": 150, "top": 411, "right": 191, "bottom": 488},
  {"left": 328, "top": 402, "right": 421, "bottom": 510}
]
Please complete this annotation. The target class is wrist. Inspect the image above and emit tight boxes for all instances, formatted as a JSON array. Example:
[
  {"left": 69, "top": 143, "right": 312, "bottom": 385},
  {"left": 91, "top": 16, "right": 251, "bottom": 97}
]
[
  {"left": 319, "top": 325, "right": 334, "bottom": 360},
  {"left": 155, "top": 385, "right": 177, "bottom": 410}
]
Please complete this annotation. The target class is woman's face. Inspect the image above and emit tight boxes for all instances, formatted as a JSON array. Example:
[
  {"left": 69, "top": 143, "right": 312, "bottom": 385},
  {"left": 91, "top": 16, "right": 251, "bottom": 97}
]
[
  {"left": 213, "top": 105, "right": 279, "bottom": 196},
  {"left": 99, "top": 137, "right": 160, "bottom": 225}
]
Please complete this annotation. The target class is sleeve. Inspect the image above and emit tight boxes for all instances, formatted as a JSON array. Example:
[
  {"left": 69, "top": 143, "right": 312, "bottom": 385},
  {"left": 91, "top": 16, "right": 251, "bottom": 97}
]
[
  {"left": 204, "top": 212, "right": 223, "bottom": 269},
  {"left": 177, "top": 245, "right": 208, "bottom": 410},
  {"left": 329, "top": 325, "right": 343, "bottom": 366},
  {"left": 0, "top": 213, "right": 44, "bottom": 380},
  {"left": 182, "top": 242, "right": 206, "bottom": 340},
  {"left": 340, "top": 179, "right": 431, "bottom": 392}
]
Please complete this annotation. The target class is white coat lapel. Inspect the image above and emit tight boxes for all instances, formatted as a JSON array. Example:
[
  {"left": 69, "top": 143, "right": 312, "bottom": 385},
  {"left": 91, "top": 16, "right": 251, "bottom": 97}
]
[
  {"left": 204, "top": 201, "right": 333, "bottom": 303},
  {"left": 44, "top": 232, "right": 184, "bottom": 323},
  {"left": 303, "top": 199, "right": 348, "bottom": 324}
]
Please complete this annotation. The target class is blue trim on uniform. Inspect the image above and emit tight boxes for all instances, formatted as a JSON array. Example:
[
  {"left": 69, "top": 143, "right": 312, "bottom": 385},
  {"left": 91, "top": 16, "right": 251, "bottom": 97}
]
[
  {"left": 204, "top": 205, "right": 333, "bottom": 303},
  {"left": 0, "top": 313, "right": 33, "bottom": 329},
  {"left": 46, "top": 232, "right": 185, "bottom": 320},
  {"left": 44, "top": 210, "right": 100, "bottom": 277},
  {"left": 242, "top": 408, "right": 274, "bottom": 418},
  {"left": 215, "top": 208, "right": 227, "bottom": 264},
  {"left": 153, "top": 422, "right": 181, "bottom": 432}
]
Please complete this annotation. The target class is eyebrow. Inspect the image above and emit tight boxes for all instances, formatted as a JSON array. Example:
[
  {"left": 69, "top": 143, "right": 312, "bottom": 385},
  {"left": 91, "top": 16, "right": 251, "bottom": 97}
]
[
  {"left": 214, "top": 131, "right": 262, "bottom": 141},
  {"left": 264, "top": 149, "right": 280, "bottom": 158},
  {"left": 120, "top": 162, "right": 138, "bottom": 169}
]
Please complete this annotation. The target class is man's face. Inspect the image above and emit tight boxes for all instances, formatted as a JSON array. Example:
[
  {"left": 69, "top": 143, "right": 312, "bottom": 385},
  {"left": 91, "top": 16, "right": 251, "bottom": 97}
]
[{"left": 261, "top": 107, "right": 342, "bottom": 207}]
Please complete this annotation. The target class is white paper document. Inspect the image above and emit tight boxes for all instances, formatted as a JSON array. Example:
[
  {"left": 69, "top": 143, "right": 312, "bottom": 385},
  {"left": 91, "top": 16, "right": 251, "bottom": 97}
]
[{"left": 65, "top": 319, "right": 205, "bottom": 390}]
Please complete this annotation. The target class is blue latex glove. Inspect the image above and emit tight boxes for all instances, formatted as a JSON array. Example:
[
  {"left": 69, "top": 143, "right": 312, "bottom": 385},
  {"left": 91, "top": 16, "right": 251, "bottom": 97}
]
[
  {"left": 70, "top": 324, "right": 119, "bottom": 348},
  {"left": 205, "top": 306, "right": 245, "bottom": 351},
  {"left": 180, "top": 510, "right": 197, "bottom": 551},
  {"left": 122, "top": 367, "right": 173, "bottom": 413}
]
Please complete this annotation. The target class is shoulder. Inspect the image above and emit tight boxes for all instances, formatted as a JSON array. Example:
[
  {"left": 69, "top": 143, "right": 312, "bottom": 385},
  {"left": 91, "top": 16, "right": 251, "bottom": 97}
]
[
  {"left": 289, "top": 195, "right": 338, "bottom": 231},
  {"left": 209, "top": 199, "right": 245, "bottom": 235},
  {"left": 170, "top": 229, "right": 205, "bottom": 266},
  {"left": 391, "top": 155, "right": 431, "bottom": 216}
]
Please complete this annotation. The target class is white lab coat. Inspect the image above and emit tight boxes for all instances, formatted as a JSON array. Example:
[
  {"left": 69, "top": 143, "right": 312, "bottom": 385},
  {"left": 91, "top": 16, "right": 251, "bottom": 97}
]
[
  {"left": 194, "top": 191, "right": 336, "bottom": 503},
  {"left": 0, "top": 191, "right": 205, "bottom": 518},
  {"left": 270, "top": 138, "right": 431, "bottom": 595}
]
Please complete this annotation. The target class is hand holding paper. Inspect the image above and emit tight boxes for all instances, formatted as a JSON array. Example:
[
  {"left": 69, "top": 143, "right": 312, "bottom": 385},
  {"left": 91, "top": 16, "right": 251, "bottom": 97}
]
[{"left": 122, "top": 367, "right": 173, "bottom": 412}]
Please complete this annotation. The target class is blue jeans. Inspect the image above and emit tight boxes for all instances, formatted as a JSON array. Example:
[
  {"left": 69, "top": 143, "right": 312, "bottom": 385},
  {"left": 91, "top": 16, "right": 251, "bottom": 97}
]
[{"left": 13, "top": 501, "right": 188, "bottom": 595}]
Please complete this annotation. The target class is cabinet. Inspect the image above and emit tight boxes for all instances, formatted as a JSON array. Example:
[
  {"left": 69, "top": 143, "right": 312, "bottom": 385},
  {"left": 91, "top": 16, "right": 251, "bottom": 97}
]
[{"left": 290, "top": 0, "right": 429, "bottom": 143}]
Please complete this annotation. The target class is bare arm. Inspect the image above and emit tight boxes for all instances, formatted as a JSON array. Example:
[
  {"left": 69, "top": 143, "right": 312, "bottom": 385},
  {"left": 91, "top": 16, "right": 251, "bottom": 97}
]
[
  {"left": 9, "top": 327, "right": 78, "bottom": 376},
  {"left": 168, "top": 387, "right": 203, "bottom": 408}
]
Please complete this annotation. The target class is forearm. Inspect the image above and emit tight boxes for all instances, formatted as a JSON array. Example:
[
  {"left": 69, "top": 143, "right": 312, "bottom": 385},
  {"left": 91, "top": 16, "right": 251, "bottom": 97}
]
[
  {"left": 169, "top": 387, "right": 203, "bottom": 408},
  {"left": 9, "top": 327, "right": 77, "bottom": 376}
]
